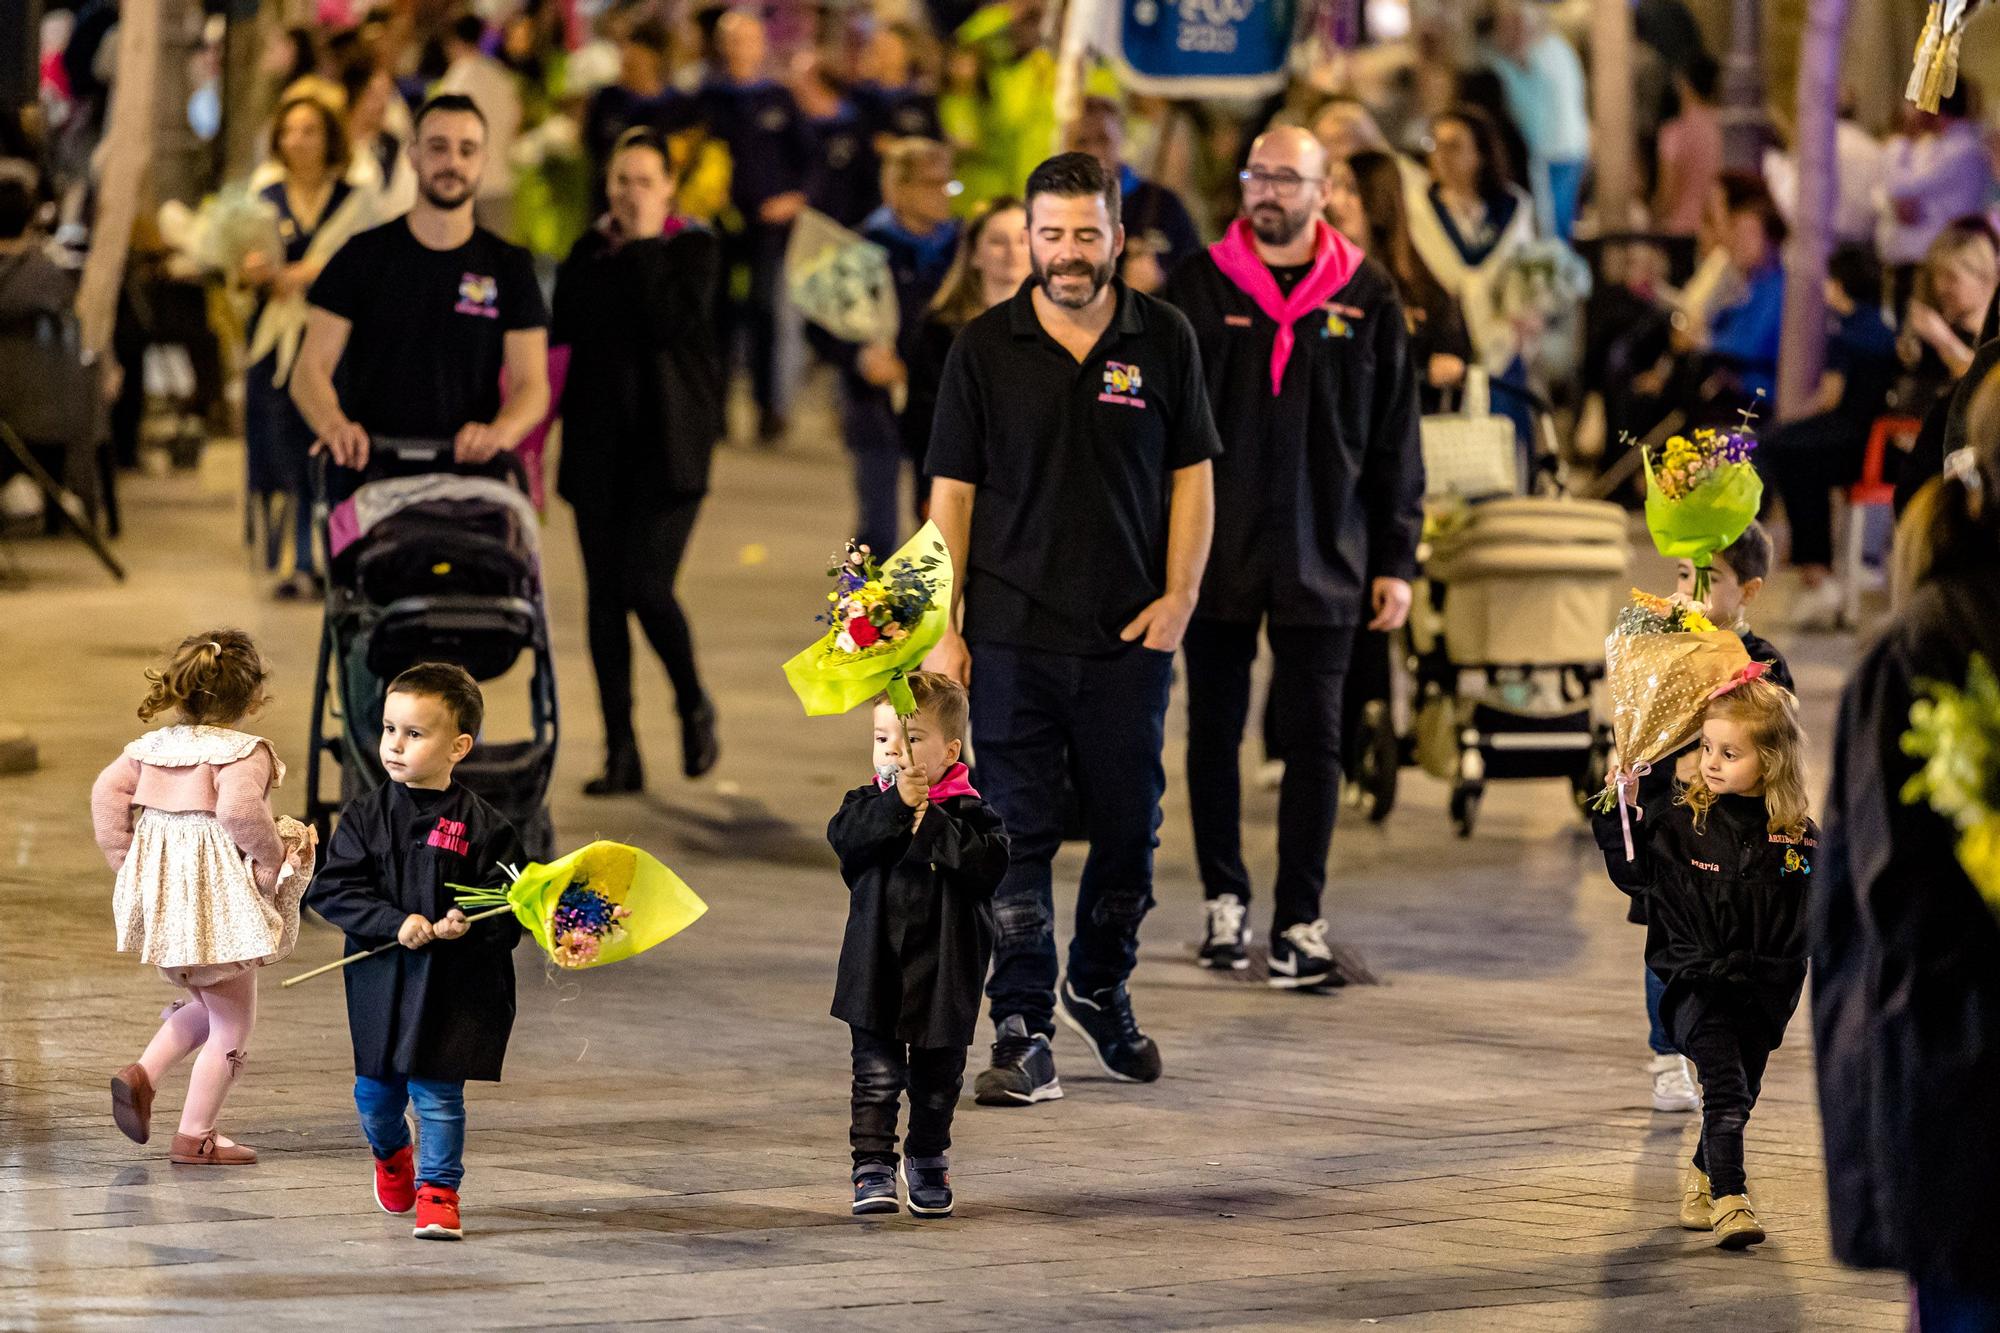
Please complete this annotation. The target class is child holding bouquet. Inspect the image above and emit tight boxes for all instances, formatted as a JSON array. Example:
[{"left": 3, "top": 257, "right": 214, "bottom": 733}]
[
  {"left": 1593, "top": 672, "right": 1815, "bottom": 1249},
  {"left": 828, "top": 672, "right": 1009, "bottom": 1219},
  {"left": 1605, "top": 522, "right": 1796, "bottom": 1113},
  {"left": 91, "top": 630, "right": 315, "bottom": 1166},
  {"left": 306, "top": 663, "right": 526, "bottom": 1242}
]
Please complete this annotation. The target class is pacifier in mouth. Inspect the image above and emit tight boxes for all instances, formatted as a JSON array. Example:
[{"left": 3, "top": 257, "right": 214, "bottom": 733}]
[{"left": 876, "top": 762, "right": 903, "bottom": 786}]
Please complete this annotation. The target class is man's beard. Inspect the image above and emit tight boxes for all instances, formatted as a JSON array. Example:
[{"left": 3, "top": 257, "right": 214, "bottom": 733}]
[
  {"left": 419, "top": 172, "right": 476, "bottom": 210},
  {"left": 1031, "top": 255, "right": 1115, "bottom": 309},
  {"left": 1248, "top": 200, "right": 1313, "bottom": 246}
]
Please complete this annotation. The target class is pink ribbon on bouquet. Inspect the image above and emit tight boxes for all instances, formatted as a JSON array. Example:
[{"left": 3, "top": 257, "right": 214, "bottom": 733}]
[{"left": 1614, "top": 760, "right": 1654, "bottom": 863}]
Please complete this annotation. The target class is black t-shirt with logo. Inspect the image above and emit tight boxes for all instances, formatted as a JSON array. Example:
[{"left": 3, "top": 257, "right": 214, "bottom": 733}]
[
  {"left": 307, "top": 218, "right": 547, "bottom": 442},
  {"left": 926, "top": 279, "right": 1223, "bottom": 656}
]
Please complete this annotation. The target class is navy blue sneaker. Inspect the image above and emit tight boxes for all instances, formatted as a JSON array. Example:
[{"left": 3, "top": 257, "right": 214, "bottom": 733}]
[
  {"left": 852, "top": 1163, "right": 899, "bottom": 1215},
  {"left": 1057, "top": 978, "right": 1163, "bottom": 1083},
  {"left": 903, "top": 1156, "right": 953, "bottom": 1218},
  {"left": 972, "top": 1015, "right": 1063, "bottom": 1106}
]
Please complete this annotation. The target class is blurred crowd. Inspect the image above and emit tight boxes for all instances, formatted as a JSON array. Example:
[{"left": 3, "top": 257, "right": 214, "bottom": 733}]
[{"left": 3, "top": 0, "right": 2000, "bottom": 627}]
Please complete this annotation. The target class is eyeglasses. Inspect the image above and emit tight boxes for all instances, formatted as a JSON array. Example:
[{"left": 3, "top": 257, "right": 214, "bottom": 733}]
[{"left": 1238, "top": 168, "right": 1322, "bottom": 199}]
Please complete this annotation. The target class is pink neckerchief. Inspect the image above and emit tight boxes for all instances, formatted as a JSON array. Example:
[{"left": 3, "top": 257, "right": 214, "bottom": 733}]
[
  {"left": 594, "top": 212, "right": 689, "bottom": 250},
  {"left": 874, "top": 761, "right": 978, "bottom": 802},
  {"left": 1207, "top": 218, "right": 1364, "bottom": 396}
]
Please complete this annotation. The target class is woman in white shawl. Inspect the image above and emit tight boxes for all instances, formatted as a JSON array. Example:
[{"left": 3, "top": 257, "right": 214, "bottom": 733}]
[{"left": 241, "top": 94, "right": 376, "bottom": 598}]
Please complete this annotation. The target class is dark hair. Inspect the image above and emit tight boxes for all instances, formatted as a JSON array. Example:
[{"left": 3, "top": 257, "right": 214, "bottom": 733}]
[
  {"left": 0, "top": 174, "right": 33, "bottom": 240},
  {"left": 413, "top": 91, "right": 488, "bottom": 134},
  {"left": 610, "top": 124, "right": 671, "bottom": 170},
  {"left": 387, "top": 662, "right": 485, "bottom": 738},
  {"left": 139, "top": 630, "right": 270, "bottom": 725},
  {"left": 1433, "top": 104, "right": 1511, "bottom": 205},
  {"left": 931, "top": 194, "right": 1025, "bottom": 329},
  {"left": 1716, "top": 519, "right": 1773, "bottom": 585},
  {"left": 1683, "top": 52, "right": 1721, "bottom": 102},
  {"left": 1716, "top": 169, "right": 1771, "bottom": 213},
  {"left": 268, "top": 94, "right": 350, "bottom": 175},
  {"left": 1827, "top": 245, "right": 1882, "bottom": 309},
  {"left": 1727, "top": 189, "right": 1788, "bottom": 246},
  {"left": 450, "top": 13, "right": 488, "bottom": 49},
  {"left": 1448, "top": 74, "right": 1526, "bottom": 190},
  {"left": 1025, "top": 151, "right": 1120, "bottom": 224},
  {"left": 1349, "top": 149, "right": 1452, "bottom": 318},
  {"left": 282, "top": 26, "right": 320, "bottom": 85},
  {"left": 625, "top": 19, "right": 670, "bottom": 54}
]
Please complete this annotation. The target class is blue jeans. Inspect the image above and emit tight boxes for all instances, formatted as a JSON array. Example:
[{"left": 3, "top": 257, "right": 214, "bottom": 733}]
[
  {"left": 839, "top": 384, "right": 904, "bottom": 559},
  {"left": 1919, "top": 1278, "right": 2000, "bottom": 1332},
  {"left": 1645, "top": 966, "right": 1673, "bottom": 1055},
  {"left": 354, "top": 1075, "right": 467, "bottom": 1190},
  {"left": 969, "top": 641, "right": 1174, "bottom": 1037}
]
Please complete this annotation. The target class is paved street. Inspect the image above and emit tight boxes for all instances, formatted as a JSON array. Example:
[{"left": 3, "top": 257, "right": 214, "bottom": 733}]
[{"left": 1, "top": 395, "right": 1906, "bottom": 1330}]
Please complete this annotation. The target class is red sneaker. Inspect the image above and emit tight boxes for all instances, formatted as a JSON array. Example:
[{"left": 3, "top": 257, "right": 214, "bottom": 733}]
[
  {"left": 412, "top": 1184, "right": 463, "bottom": 1240},
  {"left": 373, "top": 1146, "right": 416, "bottom": 1215}
]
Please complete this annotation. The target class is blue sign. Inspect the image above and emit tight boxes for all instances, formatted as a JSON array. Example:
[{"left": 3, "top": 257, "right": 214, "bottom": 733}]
[{"left": 1111, "top": 0, "right": 1298, "bottom": 95}]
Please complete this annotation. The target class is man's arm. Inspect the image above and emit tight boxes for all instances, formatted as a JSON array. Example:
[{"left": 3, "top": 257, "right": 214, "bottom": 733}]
[
  {"left": 923, "top": 477, "right": 976, "bottom": 685},
  {"left": 1120, "top": 460, "right": 1213, "bottom": 652},
  {"left": 457, "top": 326, "right": 551, "bottom": 462},
  {"left": 291, "top": 307, "right": 370, "bottom": 468}
]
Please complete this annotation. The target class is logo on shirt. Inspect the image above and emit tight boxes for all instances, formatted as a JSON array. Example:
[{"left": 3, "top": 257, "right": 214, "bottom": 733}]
[
  {"left": 427, "top": 817, "right": 470, "bottom": 856},
  {"left": 1320, "top": 302, "right": 1364, "bottom": 340},
  {"left": 1099, "top": 361, "right": 1146, "bottom": 408},
  {"left": 455, "top": 273, "right": 500, "bottom": 319}
]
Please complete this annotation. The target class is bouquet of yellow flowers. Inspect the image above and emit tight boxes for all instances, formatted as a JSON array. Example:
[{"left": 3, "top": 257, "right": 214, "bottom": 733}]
[
  {"left": 1643, "top": 423, "right": 1762, "bottom": 601},
  {"left": 1597, "top": 589, "right": 1751, "bottom": 857},
  {"left": 1902, "top": 652, "right": 2000, "bottom": 919}
]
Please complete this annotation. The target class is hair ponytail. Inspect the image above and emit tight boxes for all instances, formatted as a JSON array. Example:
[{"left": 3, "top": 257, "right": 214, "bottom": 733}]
[{"left": 138, "top": 630, "right": 270, "bottom": 725}]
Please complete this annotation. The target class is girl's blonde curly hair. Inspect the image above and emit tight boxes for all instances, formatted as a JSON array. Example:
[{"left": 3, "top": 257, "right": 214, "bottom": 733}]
[
  {"left": 138, "top": 630, "right": 269, "bottom": 726},
  {"left": 1681, "top": 675, "right": 1810, "bottom": 840}
]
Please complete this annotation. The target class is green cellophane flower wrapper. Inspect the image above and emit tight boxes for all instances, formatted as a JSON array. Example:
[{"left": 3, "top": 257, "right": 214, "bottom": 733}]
[
  {"left": 782, "top": 520, "right": 954, "bottom": 717},
  {"left": 1643, "top": 451, "right": 1764, "bottom": 569},
  {"left": 455, "top": 841, "right": 708, "bottom": 970}
]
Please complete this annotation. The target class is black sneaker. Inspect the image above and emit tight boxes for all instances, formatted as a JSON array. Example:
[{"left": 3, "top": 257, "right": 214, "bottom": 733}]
[
  {"left": 973, "top": 1015, "right": 1063, "bottom": 1106},
  {"left": 1057, "top": 979, "right": 1162, "bottom": 1083},
  {"left": 903, "top": 1156, "right": 953, "bottom": 1218},
  {"left": 1268, "top": 919, "right": 1339, "bottom": 990},
  {"left": 1197, "top": 893, "right": 1250, "bottom": 970},
  {"left": 851, "top": 1163, "right": 898, "bottom": 1215}
]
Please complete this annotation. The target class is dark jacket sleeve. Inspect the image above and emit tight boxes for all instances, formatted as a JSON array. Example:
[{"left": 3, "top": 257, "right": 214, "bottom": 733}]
[
  {"left": 1591, "top": 799, "right": 1659, "bottom": 896},
  {"left": 909, "top": 798, "right": 1010, "bottom": 894},
  {"left": 305, "top": 803, "right": 406, "bottom": 946},
  {"left": 637, "top": 231, "right": 721, "bottom": 348},
  {"left": 827, "top": 785, "right": 918, "bottom": 886},
  {"left": 1360, "top": 280, "right": 1424, "bottom": 581}
]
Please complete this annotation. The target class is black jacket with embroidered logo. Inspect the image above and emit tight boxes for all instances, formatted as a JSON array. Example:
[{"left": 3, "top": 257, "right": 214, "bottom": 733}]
[
  {"left": 306, "top": 781, "right": 525, "bottom": 1082},
  {"left": 828, "top": 780, "right": 1009, "bottom": 1049},
  {"left": 926, "top": 278, "right": 1223, "bottom": 655},
  {"left": 1161, "top": 252, "right": 1422, "bottom": 627},
  {"left": 1595, "top": 792, "right": 1814, "bottom": 1052}
]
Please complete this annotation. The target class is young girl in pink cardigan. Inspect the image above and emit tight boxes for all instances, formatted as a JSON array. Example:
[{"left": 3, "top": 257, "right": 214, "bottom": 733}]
[{"left": 90, "top": 630, "right": 314, "bottom": 1166}]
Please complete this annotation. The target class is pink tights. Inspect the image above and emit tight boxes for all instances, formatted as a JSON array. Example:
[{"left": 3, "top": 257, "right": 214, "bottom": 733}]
[{"left": 136, "top": 972, "right": 258, "bottom": 1137}]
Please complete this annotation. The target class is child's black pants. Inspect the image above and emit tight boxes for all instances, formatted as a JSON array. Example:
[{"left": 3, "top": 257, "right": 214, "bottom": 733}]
[
  {"left": 1681, "top": 1007, "right": 1774, "bottom": 1198},
  {"left": 849, "top": 1026, "right": 966, "bottom": 1168}
]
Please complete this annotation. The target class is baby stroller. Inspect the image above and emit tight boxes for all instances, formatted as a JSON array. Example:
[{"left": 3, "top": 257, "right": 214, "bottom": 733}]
[
  {"left": 1346, "top": 382, "right": 1625, "bottom": 837},
  {"left": 303, "top": 438, "right": 558, "bottom": 856}
]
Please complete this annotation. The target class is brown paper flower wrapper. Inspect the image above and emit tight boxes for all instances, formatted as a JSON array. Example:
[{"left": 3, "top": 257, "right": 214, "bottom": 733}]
[{"left": 1601, "top": 628, "right": 1751, "bottom": 858}]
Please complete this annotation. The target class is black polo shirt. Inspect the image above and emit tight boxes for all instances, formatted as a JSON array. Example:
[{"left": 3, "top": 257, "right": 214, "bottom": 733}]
[{"left": 927, "top": 279, "right": 1223, "bottom": 656}]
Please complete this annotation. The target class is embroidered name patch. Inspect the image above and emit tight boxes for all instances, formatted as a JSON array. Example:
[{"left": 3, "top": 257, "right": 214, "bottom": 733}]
[
  {"left": 1098, "top": 360, "right": 1145, "bottom": 408},
  {"left": 1224, "top": 314, "right": 1253, "bottom": 327},
  {"left": 427, "top": 817, "right": 470, "bottom": 855},
  {"left": 1690, "top": 858, "right": 1721, "bottom": 872},
  {"left": 455, "top": 273, "right": 499, "bottom": 318}
]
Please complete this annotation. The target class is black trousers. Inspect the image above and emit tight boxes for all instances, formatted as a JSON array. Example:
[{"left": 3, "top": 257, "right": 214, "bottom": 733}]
[
  {"left": 721, "top": 220, "right": 791, "bottom": 416},
  {"left": 1681, "top": 1004, "right": 1773, "bottom": 1199},
  {"left": 1757, "top": 410, "right": 1872, "bottom": 569},
  {"left": 849, "top": 1026, "right": 966, "bottom": 1167},
  {"left": 574, "top": 495, "right": 707, "bottom": 751},
  {"left": 1185, "top": 620, "right": 1355, "bottom": 935}
]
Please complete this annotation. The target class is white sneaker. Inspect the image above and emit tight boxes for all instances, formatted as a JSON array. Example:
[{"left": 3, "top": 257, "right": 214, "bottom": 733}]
[
  {"left": 1649, "top": 1053, "right": 1699, "bottom": 1112},
  {"left": 1789, "top": 578, "right": 1846, "bottom": 631},
  {"left": 1197, "top": 894, "right": 1250, "bottom": 970},
  {"left": 1268, "top": 919, "right": 1338, "bottom": 990}
]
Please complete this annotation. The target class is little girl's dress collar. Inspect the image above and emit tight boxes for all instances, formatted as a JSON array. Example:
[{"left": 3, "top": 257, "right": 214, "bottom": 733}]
[{"left": 123, "top": 725, "right": 283, "bottom": 783}]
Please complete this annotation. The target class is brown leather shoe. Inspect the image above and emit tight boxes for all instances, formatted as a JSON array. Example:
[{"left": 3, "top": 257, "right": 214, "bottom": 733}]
[
  {"left": 170, "top": 1132, "right": 258, "bottom": 1165},
  {"left": 111, "top": 1065, "right": 154, "bottom": 1144}
]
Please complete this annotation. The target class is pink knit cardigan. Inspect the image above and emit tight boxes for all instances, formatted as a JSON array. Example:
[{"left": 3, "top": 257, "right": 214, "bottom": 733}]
[{"left": 90, "top": 727, "right": 288, "bottom": 894}]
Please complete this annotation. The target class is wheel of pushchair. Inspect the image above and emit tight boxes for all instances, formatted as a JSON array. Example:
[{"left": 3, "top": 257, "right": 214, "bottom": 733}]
[
  {"left": 1449, "top": 782, "right": 1483, "bottom": 838},
  {"left": 1349, "top": 698, "right": 1400, "bottom": 823}
]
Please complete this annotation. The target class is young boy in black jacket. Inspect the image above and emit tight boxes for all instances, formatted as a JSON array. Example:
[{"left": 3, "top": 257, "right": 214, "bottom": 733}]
[
  {"left": 306, "top": 663, "right": 525, "bottom": 1242},
  {"left": 1599, "top": 521, "right": 1793, "bottom": 1113},
  {"left": 827, "top": 672, "right": 1008, "bottom": 1218}
]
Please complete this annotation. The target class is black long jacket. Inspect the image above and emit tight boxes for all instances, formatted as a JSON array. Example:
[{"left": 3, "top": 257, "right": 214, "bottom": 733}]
[
  {"left": 306, "top": 782, "right": 525, "bottom": 1082},
  {"left": 1161, "top": 252, "right": 1422, "bottom": 627},
  {"left": 552, "top": 225, "right": 725, "bottom": 510},
  {"left": 1596, "top": 794, "right": 1814, "bottom": 1052},
  {"left": 828, "top": 781, "right": 1009, "bottom": 1049},
  {"left": 1812, "top": 560, "right": 2000, "bottom": 1286},
  {"left": 1593, "top": 628, "right": 1794, "bottom": 925}
]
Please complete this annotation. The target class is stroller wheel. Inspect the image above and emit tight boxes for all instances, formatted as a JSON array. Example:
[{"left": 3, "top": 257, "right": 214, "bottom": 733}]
[
  {"left": 1449, "top": 783, "right": 1482, "bottom": 839},
  {"left": 1353, "top": 699, "right": 1399, "bottom": 824}
]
